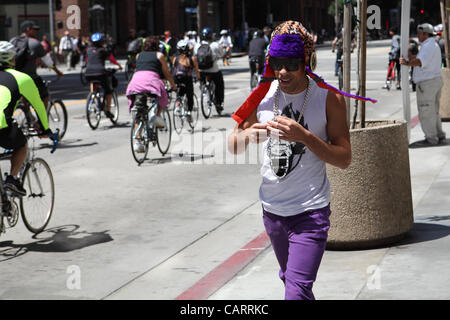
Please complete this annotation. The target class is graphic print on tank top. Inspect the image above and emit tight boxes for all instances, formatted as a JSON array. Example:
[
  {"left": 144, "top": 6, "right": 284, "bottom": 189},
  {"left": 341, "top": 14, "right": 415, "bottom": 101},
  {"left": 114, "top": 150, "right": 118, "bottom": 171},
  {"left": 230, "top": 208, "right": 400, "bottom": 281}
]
[{"left": 280, "top": 102, "right": 308, "bottom": 173}]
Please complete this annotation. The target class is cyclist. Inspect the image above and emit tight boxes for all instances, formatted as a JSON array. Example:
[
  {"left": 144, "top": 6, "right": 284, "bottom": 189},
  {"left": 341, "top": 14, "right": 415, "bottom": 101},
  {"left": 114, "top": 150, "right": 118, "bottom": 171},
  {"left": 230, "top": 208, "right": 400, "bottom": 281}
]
[
  {"left": 383, "top": 27, "right": 401, "bottom": 90},
  {"left": 85, "top": 32, "right": 123, "bottom": 119},
  {"left": 218, "top": 29, "right": 233, "bottom": 66},
  {"left": 10, "top": 20, "right": 63, "bottom": 109},
  {"left": 171, "top": 39, "right": 201, "bottom": 121},
  {"left": 331, "top": 28, "right": 356, "bottom": 77},
  {"left": 194, "top": 27, "right": 225, "bottom": 113},
  {"left": 126, "top": 36, "right": 177, "bottom": 128},
  {"left": 248, "top": 30, "right": 266, "bottom": 87},
  {"left": 0, "top": 41, "right": 54, "bottom": 196}
]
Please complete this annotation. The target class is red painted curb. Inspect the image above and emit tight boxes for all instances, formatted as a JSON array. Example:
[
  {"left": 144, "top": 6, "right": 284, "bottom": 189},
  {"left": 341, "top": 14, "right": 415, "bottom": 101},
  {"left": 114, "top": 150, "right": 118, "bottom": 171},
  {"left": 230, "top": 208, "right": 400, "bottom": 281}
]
[
  {"left": 411, "top": 115, "right": 419, "bottom": 128},
  {"left": 175, "top": 231, "right": 271, "bottom": 300}
]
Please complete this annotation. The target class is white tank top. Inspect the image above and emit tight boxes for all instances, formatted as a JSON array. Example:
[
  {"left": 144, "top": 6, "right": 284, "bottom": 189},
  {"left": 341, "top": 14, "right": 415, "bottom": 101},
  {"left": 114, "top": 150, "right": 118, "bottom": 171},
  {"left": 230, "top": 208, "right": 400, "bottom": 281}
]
[{"left": 257, "top": 79, "right": 330, "bottom": 216}]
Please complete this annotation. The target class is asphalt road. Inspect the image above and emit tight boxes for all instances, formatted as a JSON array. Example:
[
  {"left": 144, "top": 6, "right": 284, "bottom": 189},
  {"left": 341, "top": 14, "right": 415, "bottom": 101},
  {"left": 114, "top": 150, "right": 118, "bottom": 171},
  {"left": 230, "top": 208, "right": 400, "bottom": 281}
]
[{"left": 0, "top": 42, "right": 411, "bottom": 299}]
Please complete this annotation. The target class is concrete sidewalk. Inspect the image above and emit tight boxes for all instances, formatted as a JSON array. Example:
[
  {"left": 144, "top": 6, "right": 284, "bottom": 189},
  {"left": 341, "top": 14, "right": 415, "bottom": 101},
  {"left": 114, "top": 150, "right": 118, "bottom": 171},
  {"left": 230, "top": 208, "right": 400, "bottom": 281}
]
[{"left": 209, "top": 120, "right": 450, "bottom": 300}]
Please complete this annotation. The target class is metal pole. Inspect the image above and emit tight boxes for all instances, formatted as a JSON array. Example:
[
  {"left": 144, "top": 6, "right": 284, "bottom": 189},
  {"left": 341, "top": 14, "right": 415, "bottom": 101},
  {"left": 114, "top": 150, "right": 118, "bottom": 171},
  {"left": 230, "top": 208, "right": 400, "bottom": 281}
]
[
  {"left": 343, "top": 0, "right": 352, "bottom": 126},
  {"left": 49, "top": 0, "right": 55, "bottom": 43},
  {"left": 360, "top": 0, "right": 367, "bottom": 128},
  {"left": 441, "top": 0, "right": 450, "bottom": 68},
  {"left": 400, "top": 0, "right": 411, "bottom": 141}
]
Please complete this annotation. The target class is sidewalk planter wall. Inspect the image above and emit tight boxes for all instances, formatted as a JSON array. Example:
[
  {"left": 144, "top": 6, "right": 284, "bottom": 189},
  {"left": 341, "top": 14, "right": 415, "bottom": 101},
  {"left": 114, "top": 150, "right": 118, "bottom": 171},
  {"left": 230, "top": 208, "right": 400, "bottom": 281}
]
[
  {"left": 326, "top": 120, "right": 414, "bottom": 250},
  {"left": 439, "top": 68, "right": 450, "bottom": 121}
]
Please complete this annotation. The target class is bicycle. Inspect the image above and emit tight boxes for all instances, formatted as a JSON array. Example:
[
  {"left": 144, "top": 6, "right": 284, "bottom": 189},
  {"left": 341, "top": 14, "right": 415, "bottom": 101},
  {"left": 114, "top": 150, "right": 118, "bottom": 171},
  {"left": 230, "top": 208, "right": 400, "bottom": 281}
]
[
  {"left": 130, "top": 92, "right": 172, "bottom": 165},
  {"left": 85, "top": 68, "right": 120, "bottom": 130},
  {"left": 172, "top": 81, "right": 199, "bottom": 134},
  {"left": 337, "top": 58, "right": 343, "bottom": 91},
  {"left": 383, "top": 59, "right": 400, "bottom": 90},
  {"left": 15, "top": 79, "right": 68, "bottom": 141},
  {"left": 199, "top": 75, "right": 221, "bottom": 118},
  {"left": 80, "top": 58, "right": 88, "bottom": 86},
  {"left": 0, "top": 126, "right": 59, "bottom": 236},
  {"left": 249, "top": 57, "right": 262, "bottom": 90},
  {"left": 125, "top": 54, "right": 136, "bottom": 82}
]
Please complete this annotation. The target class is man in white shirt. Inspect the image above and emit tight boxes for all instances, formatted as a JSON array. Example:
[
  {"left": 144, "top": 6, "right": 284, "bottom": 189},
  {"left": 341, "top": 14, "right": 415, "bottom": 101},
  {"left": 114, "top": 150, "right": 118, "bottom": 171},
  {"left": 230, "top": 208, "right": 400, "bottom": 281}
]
[
  {"left": 400, "top": 23, "right": 446, "bottom": 146},
  {"left": 59, "top": 30, "right": 74, "bottom": 70},
  {"left": 194, "top": 27, "right": 225, "bottom": 113}
]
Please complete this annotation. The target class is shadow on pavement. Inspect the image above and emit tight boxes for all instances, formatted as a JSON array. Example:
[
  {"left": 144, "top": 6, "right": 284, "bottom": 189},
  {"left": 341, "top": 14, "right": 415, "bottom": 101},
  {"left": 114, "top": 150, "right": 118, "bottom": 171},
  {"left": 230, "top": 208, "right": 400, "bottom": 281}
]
[
  {"left": 0, "top": 225, "right": 113, "bottom": 262},
  {"left": 397, "top": 222, "right": 450, "bottom": 246}
]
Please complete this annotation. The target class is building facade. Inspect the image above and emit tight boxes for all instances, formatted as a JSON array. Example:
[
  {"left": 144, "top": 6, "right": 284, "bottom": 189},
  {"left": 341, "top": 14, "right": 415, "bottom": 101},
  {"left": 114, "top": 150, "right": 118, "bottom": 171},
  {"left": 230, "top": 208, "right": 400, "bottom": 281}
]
[{"left": 0, "top": 0, "right": 444, "bottom": 51}]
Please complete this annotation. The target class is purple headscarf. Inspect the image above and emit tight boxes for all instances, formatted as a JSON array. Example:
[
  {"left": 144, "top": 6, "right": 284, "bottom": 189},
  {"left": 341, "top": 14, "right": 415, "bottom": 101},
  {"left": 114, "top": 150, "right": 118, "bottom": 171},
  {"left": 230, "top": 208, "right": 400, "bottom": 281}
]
[{"left": 269, "top": 34, "right": 305, "bottom": 59}]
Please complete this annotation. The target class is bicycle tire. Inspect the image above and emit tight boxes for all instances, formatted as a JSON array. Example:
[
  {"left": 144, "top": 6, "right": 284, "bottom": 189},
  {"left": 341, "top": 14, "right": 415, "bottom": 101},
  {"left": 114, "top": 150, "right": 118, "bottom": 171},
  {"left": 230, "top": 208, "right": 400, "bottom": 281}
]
[
  {"left": 338, "top": 67, "right": 343, "bottom": 91},
  {"left": 130, "top": 113, "right": 149, "bottom": 164},
  {"left": 109, "top": 91, "right": 120, "bottom": 124},
  {"left": 188, "top": 94, "right": 199, "bottom": 131},
  {"left": 156, "top": 107, "right": 172, "bottom": 155},
  {"left": 86, "top": 91, "right": 101, "bottom": 130},
  {"left": 200, "top": 84, "right": 212, "bottom": 119},
  {"left": 48, "top": 99, "right": 68, "bottom": 140},
  {"left": 250, "top": 73, "right": 259, "bottom": 90},
  {"left": 173, "top": 97, "right": 184, "bottom": 134},
  {"left": 80, "top": 67, "right": 88, "bottom": 86},
  {"left": 20, "top": 158, "right": 55, "bottom": 234}
]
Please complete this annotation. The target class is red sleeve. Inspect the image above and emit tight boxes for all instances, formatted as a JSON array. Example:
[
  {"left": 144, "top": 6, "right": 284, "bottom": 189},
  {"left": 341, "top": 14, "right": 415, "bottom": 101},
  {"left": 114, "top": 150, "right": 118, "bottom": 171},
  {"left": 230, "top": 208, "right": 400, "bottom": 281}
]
[{"left": 108, "top": 54, "right": 118, "bottom": 65}]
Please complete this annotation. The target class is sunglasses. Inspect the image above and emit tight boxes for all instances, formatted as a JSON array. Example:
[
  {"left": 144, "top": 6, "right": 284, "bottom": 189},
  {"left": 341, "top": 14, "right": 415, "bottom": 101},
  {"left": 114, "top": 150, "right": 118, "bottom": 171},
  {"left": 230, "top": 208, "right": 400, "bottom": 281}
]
[{"left": 269, "top": 57, "right": 304, "bottom": 71}]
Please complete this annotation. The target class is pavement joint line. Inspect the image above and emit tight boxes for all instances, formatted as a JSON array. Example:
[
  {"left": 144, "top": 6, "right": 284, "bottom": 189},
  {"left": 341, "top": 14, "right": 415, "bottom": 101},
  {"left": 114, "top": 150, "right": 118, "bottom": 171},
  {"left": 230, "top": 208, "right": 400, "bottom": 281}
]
[{"left": 102, "top": 200, "right": 260, "bottom": 300}]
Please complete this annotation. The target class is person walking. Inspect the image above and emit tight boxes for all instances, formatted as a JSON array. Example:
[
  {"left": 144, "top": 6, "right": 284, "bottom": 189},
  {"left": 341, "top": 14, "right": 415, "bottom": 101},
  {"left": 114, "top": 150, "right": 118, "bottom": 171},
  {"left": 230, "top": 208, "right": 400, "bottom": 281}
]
[
  {"left": 383, "top": 27, "right": 401, "bottom": 90},
  {"left": 228, "top": 20, "right": 376, "bottom": 300},
  {"left": 59, "top": 30, "right": 75, "bottom": 70},
  {"left": 400, "top": 23, "right": 446, "bottom": 146}
]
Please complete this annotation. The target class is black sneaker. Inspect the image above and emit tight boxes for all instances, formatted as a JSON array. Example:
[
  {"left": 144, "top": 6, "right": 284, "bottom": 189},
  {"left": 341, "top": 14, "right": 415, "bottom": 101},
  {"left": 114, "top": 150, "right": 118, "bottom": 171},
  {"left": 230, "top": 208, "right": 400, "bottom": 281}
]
[
  {"left": 104, "top": 110, "right": 114, "bottom": 119},
  {"left": 4, "top": 175, "right": 26, "bottom": 197}
]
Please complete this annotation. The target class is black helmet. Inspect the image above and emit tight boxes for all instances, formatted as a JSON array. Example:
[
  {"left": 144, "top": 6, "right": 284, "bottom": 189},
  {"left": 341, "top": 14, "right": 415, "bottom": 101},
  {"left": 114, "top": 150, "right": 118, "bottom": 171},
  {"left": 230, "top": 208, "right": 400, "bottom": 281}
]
[{"left": 201, "top": 27, "right": 213, "bottom": 40}]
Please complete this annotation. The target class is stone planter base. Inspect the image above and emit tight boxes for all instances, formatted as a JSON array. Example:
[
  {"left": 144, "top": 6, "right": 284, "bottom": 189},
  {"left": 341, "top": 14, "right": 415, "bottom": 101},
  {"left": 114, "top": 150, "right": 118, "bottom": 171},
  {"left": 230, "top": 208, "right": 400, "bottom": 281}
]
[
  {"left": 439, "top": 68, "right": 450, "bottom": 121},
  {"left": 326, "top": 120, "right": 414, "bottom": 250}
]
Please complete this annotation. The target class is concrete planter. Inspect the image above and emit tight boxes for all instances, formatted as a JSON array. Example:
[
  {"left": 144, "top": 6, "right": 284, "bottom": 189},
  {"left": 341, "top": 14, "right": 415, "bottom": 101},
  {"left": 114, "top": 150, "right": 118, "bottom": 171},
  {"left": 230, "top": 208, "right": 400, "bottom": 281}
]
[
  {"left": 326, "top": 120, "right": 414, "bottom": 250},
  {"left": 439, "top": 68, "right": 450, "bottom": 121}
]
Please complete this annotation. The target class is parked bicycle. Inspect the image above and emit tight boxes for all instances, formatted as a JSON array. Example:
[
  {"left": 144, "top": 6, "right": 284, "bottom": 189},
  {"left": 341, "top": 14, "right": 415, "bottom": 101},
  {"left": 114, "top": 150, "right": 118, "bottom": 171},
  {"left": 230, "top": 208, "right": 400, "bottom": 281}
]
[
  {"left": 0, "top": 126, "right": 59, "bottom": 236},
  {"left": 130, "top": 92, "right": 172, "bottom": 165},
  {"left": 15, "top": 79, "right": 68, "bottom": 140},
  {"left": 199, "top": 75, "right": 221, "bottom": 118},
  {"left": 85, "top": 68, "right": 120, "bottom": 130},
  {"left": 172, "top": 82, "right": 199, "bottom": 134}
]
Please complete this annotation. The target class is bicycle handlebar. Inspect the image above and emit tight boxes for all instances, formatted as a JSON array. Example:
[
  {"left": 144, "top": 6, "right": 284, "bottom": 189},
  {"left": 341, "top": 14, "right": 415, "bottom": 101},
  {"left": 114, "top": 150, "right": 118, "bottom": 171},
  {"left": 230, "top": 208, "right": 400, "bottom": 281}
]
[{"left": 26, "top": 129, "right": 60, "bottom": 154}]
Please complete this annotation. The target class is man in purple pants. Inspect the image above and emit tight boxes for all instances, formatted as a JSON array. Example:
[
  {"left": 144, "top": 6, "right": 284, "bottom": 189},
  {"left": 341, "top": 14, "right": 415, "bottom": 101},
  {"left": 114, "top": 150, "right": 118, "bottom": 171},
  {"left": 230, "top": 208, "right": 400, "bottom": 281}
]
[{"left": 228, "top": 20, "right": 352, "bottom": 300}]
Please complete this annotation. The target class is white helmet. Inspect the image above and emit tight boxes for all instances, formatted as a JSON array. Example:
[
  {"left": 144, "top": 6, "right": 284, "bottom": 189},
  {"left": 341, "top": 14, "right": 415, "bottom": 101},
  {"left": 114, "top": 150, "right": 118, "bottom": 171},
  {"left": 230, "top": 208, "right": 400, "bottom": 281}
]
[
  {"left": 220, "top": 29, "right": 228, "bottom": 36},
  {"left": 177, "top": 39, "right": 189, "bottom": 52},
  {"left": 0, "top": 41, "right": 16, "bottom": 64}
]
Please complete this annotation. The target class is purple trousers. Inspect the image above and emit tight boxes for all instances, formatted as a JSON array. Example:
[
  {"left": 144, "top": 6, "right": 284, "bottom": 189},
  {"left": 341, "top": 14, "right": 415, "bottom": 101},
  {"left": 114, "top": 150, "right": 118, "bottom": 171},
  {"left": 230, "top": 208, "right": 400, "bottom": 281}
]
[{"left": 262, "top": 204, "right": 331, "bottom": 300}]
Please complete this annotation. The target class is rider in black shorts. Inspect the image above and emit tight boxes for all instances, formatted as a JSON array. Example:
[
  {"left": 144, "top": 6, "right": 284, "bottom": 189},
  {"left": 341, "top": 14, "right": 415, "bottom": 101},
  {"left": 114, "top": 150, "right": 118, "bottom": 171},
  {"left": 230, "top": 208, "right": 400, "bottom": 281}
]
[
  {"left": 85, "top": 33, "right": 122, "bottom": 119},
  {"left": 0, "top": 41, "right": 53, "bottom": 196}
]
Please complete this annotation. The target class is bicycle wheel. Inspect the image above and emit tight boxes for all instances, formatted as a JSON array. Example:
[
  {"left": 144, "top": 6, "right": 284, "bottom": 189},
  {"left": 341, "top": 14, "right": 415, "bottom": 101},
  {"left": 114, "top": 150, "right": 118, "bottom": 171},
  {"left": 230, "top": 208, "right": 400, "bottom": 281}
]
[
  {"left": 80, "top": 66, "right": 87, "bottom": 86},
  {"left": 200, "top": 84, "right": 212, "bottom": 119},
  {"left": 209, "top": 82, "right": 221, "bottom": 116},
  {"left": 338, "top": 67, "right": 343, "bottom": 91},
  {"left": 250, "top": 72, "right": 259, "bottom": 90},
  {"left": 86, "top": 92, "right": 101, "bottom": 130},
  {"left": 108, "top": 91, "right": 120, "bottom": 124},
  {"left": 130, "top": 113, "right": 149, "bottom": 164},
  {"left": 47, "top": 99, "right": 68, "bottom": 140},
  {"left": 20, "top": 158, "right": 55, "bottom": 234},
  {"left": 188, "top": 94, "right": 199, "bottom": 131},
  {"left": 172, "top": 97, "right": 184, "bottom": 134},
  {"left": 156, "top": 106, "right": 172, "bottom": 155}
]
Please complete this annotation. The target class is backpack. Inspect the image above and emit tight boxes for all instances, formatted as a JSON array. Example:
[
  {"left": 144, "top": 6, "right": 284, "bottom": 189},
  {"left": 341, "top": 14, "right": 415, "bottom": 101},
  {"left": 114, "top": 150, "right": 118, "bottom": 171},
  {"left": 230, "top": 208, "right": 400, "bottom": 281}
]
[
  {"left": 196, "top": 43, "right": 214, "bottom": 69},
  {"left": 10, "top": 35, "right": 30, "bottom": 71},
  {"left": 172, "top": 55, "right": 193, "bottom": 78}
]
